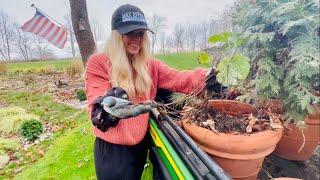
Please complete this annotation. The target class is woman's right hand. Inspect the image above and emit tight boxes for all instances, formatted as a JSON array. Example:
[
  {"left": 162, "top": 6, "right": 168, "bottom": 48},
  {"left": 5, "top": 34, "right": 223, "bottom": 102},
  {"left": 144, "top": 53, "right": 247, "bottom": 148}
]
[{"left": 91, "top": 87, "right": 129, "bottom": 132}]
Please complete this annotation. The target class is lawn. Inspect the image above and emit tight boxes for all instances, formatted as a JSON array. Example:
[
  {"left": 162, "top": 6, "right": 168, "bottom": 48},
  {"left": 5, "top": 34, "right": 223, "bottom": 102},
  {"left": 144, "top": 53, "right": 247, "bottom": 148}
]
[
  {"left": 155, "top": 52, "right": 210, "bottom": 70},
  {"left": 5, "top": 59, "right": 81, "bottom": 73},
  {"left": 0, "top": 91, "right": 93, "bottom": 179},
  {"left": 14, "top": 113, "right": 95, "bottom": 180},
  {"left": 4, "top": 52, "right": 210, "bottom": 73}
]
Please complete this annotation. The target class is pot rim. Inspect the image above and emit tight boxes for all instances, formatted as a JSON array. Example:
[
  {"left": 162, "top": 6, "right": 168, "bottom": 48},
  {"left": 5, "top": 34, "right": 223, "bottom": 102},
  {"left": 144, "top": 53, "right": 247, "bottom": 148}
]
[{"left": 182, "top": 119, "right": 283, "bottom": 159}]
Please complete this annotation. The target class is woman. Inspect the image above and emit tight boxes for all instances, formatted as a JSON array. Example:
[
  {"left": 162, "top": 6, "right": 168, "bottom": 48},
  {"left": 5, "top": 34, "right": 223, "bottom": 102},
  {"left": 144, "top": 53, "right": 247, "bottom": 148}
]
[{"left": 85, "top": 4, "right": 219, "bottom": 180}]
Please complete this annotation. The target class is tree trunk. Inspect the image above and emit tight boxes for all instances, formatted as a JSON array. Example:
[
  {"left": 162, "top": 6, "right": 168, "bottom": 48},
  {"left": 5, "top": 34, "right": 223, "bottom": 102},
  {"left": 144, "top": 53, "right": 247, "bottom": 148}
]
[{"left": 69, "top": 0, "right": 96, "bottom": 66}]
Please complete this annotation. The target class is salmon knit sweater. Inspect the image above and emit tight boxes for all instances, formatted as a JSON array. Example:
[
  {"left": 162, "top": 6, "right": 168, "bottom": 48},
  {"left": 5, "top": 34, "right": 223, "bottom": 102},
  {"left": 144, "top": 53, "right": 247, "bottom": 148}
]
[{"left": 85, "top": 53, "right": 207, "bottom": 145}]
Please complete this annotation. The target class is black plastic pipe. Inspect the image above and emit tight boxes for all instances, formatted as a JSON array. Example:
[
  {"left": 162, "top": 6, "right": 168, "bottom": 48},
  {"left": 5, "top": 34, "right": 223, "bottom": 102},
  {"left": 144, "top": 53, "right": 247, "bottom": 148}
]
[
  {"left": 154, "top": 115, "right": 211, "bottom": 179},
  {"left": 152, "top": 109, "right": 231, "bottom": 180}
]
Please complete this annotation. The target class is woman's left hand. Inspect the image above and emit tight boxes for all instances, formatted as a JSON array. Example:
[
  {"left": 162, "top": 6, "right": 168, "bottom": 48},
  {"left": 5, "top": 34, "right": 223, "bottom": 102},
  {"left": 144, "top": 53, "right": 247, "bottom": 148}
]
[{"left": 205, "top": 68, "right": 227, "bottom": 97}]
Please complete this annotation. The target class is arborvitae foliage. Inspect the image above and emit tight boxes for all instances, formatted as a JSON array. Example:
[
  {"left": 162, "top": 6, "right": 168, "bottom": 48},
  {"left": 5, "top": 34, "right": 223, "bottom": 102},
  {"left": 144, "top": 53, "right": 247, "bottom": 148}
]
[{"left": 234, "top": 0, "right": 320, "bottom": 122}]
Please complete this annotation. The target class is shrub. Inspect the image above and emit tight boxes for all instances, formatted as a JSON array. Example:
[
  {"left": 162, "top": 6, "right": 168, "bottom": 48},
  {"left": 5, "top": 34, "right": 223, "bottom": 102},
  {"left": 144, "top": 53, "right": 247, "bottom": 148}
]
[
  {"left": 65, "top": 61, "right": 84, "bottom": 77},
  {"left": 0, "top": 106, "right": 39, "bottom": 136},
  {"left": 75, "top": 88, "right": 87, "bottom": 101},
  {"left": 24, "top": 68, "right": 37, "bottom": 74},
  {"left": 13, "top": 69, "right": 23, "bottom": 75},
  {"left": 0, "top": 63, "right": 7, "bottom": 74},
  {"left": 234, "top": 0, "right": 320, "bottom": 122},
  {"left": 20, "top": 119, "right": 43, "bottom": 141},
  {"left": 38, "top": 65, "right": 55, "bottom": 75}
]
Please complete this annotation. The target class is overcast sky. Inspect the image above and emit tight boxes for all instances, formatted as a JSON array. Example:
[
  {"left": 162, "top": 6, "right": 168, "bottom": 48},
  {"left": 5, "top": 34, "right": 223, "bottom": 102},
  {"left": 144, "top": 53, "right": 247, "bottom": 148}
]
[{"left": 2, "top": 0, "right": 234, "bottom": 58}]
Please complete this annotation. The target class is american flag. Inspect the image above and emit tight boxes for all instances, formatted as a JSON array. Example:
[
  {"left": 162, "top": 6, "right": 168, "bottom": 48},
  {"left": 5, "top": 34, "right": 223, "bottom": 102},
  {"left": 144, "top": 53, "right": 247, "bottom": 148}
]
[{"left": 21, "top": 10, "right": 68, "bottom": 49}]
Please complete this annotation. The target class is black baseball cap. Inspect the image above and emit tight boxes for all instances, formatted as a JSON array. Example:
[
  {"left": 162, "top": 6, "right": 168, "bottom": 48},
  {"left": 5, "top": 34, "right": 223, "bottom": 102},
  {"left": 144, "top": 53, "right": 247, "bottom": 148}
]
[{"left": 111, "top": 4, "right": 154, "bottom": 35}]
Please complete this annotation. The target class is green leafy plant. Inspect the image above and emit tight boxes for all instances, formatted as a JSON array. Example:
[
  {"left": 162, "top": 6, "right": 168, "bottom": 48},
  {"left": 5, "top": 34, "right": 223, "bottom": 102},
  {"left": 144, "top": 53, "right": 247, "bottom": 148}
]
[
  {"left": 20, "top": 119, "right": 43, "bottom": 141},
  {"left": 75, "top": 88, "right": 87, "bottom": 101},
  {"left": 198, "top": 32, "right": 250, "bottom": 87},
  {"left": 234, "top": 0, "right": 320, "bottom": 122}
]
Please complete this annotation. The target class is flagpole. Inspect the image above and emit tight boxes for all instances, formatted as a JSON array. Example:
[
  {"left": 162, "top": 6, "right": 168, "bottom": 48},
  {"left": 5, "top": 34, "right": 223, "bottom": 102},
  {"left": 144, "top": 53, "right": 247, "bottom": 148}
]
[{"left": 30, "top": 4, "right": 75, "bottom": 34}]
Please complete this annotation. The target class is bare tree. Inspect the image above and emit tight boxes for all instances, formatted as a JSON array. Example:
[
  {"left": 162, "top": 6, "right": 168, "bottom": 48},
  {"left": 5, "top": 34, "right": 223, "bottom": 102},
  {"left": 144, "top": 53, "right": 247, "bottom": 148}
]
[
  {"left": 173, "top": 23, "right": 184, "bottom": 53},
  {"left": 0, "top": 10, "right": 14, "bottom": 61},
  {"left": 33, "top": 35, "right": 56, "bottom": 60},
  {"left": 219, "top": 5, "right": 237, "bottom": 32},
  {"left": 13, "top": 24, "right": 32, "bottom": 60},
  {"left": 63, "top": 14, "right": 77, "bottom": 58},
  {"left": 63, "top": 1, "right": 79, "bottom": 58},
  {"left": 69, "top": 0, "right": 96, "bottom": 66},
  {"left": 90, "top": 16, "right": 104, "bottom": 48},
  {"left": 199, "top": 21, "right": 209, "bottom": 50},
  {"left": 159, "top": 32, "right": 166, "bottom": 54},
  {"left": 165, "top": 36, "right": 173, "bottom": 53},
  {"left": 187, "top": 24, "right": 199, "bottom": 52},
  {"left": 148, "top": 14, "right": 166, "bottom": 54}
]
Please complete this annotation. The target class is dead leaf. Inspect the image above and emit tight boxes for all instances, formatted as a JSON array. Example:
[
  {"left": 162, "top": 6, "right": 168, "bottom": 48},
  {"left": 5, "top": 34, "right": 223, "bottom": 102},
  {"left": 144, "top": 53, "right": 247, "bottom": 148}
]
[
  {"left": 201, "top": 119, "right": 215, "bottom": 126},
  {"left": 268, "top": 112, "right": 283, "bottom": 129},
  {"left": 246, "top": 126, "right": 252, "bottom": 133},
  {"left": 77, "top": 161, "right": 83, "bottom": 168},
  {"left": 252, "top": 124, "right": 264, "bottom": 131},
  {"left": 13, "top": 167, "right": 22, "bottom": 174},
  {"left": 26, "top": 152, "right": 33, "bottom": 157},
  {"left": 248, "top": 114, "right": 257, "bottom": 126},
  {"left": 246, "top": 114, "right": 256, "bottom": 133},
  {"left": 38, "top": 150, "right": 44, "bottom": 156}
]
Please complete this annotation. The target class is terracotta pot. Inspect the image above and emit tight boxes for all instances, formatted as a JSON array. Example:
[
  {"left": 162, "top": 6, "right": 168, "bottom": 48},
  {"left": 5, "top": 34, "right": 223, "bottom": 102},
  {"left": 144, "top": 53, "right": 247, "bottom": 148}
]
[
  {"left": 273, "top": 107, "right": 320, "bottom": 161},
  {"left": 182, "top": 100, "right": 283, "bottom": 180}
]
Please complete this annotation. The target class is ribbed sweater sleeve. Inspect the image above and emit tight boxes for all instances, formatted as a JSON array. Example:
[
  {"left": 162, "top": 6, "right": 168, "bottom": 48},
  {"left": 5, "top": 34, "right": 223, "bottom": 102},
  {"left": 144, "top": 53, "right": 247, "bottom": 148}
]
[
  {"left": 151, "top": 59, "right": 207, "bottom": 94},
  {"left": 84, "top": 54, "right": 111, "bottom": 115}
]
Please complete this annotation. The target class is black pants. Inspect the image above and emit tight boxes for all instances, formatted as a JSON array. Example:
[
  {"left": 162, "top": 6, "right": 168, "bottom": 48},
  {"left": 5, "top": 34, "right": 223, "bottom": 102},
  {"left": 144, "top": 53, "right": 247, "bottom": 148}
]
[{"left": 94, "top": 134, "right": 151, "bottom": 180}]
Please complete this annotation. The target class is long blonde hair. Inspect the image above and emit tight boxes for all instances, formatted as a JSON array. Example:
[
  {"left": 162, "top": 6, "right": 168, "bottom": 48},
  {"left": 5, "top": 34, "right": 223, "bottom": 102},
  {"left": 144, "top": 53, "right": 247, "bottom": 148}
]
[{"left": 104, "top": 30, "right": 152, "bottom": 99}]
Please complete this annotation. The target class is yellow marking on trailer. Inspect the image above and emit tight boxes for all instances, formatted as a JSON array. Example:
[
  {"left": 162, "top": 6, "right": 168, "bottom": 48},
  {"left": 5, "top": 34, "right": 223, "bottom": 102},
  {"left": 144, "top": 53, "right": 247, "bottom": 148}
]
[{"left": 149, "top": 124, "right": 185, "bottom": 180}]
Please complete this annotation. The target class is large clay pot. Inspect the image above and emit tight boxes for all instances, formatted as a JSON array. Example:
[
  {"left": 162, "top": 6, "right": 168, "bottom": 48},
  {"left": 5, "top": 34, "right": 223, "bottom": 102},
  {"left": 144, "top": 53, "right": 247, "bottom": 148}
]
[
  {"left": 182, "top": 100, "right": 283, "bottom": 180},
  {"left": 273, "top": 107, "right": 320, "bottom": 161}
]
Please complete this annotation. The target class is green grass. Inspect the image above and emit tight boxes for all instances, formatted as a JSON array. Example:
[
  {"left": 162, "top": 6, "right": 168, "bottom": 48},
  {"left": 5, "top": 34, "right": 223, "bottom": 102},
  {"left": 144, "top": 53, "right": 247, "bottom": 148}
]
[
  {"left": 0, "top": 91, "right": 80, "bottom": 125},
  {"left": 5, "top": 52, "right": 209, "bottom": 73},
  {"left": 6, "top": 59, "right": 80, "bottom": 73},
  {"left": 0, "top": 91, "right": 92, "bottom": 179},
  {"left": 155, "top": 52, "right": 211, "bottom": 70},
  {"left": 14, "top": 114, "right": 95, "bottom": 180}
]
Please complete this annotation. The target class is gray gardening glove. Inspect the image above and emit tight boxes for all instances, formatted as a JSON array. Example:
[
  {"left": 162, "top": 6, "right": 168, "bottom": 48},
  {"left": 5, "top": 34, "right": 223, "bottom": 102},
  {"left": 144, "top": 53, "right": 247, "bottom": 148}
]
[
  {"left": 101, "top": 96, "right": 157, "bottom": 119},
  {"left": 91, "top": 87, "right": 129, "bottom": 132}
]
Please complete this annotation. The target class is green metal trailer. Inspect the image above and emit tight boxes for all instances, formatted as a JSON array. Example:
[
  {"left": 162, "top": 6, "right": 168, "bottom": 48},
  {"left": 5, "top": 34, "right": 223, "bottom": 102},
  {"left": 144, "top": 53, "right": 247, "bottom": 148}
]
[{"left": 148, "top": 109, "right": 231, "bottom": 180}]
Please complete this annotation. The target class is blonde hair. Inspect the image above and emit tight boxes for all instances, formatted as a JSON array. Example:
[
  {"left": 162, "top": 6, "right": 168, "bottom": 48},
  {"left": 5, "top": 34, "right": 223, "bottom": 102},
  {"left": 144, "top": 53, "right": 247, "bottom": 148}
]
[{"left": 104, "top": 30, "right": 152, "bottom": 99}]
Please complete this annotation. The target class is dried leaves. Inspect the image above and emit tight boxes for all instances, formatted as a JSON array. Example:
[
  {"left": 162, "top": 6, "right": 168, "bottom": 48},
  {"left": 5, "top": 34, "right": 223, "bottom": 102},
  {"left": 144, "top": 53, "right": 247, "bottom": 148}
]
[
  {"left": 246, "top": 114, "right": 256, "bottom": 133},
  {"left": 188, "top": 106, "right": 283, "bottom": 134},
  {"left": 200, "top": 119, "right": 219, "bottom": 133}
]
